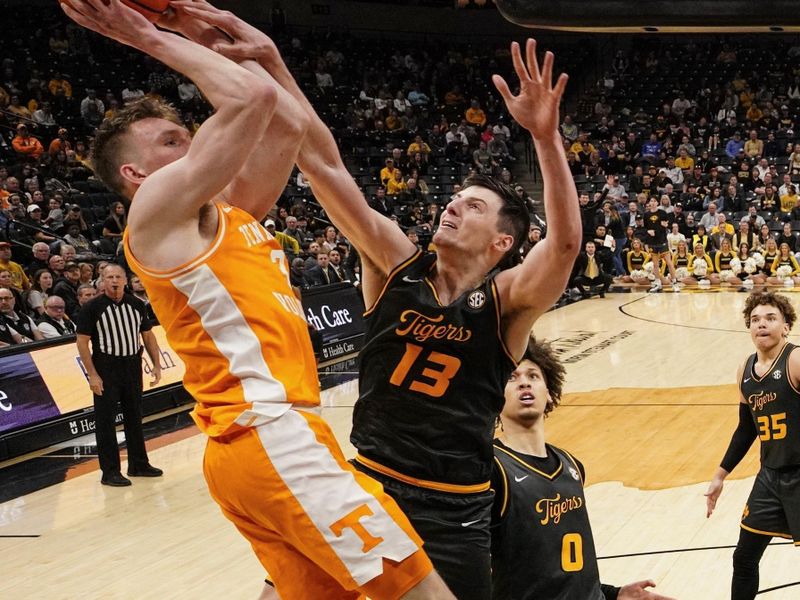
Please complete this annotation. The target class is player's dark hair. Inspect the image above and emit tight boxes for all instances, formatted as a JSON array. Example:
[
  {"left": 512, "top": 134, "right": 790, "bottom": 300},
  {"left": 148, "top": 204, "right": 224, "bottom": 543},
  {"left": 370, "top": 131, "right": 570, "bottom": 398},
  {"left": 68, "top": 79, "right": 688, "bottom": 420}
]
[
  {"left": 91, "top": 97, "right": 182, "bottom": 198},
  {"left": 462, "top": 173, "right": 531, "bottom": 270},
  {"left": 521, "top": 337, "right": 565, "bottom": 416},
  {"left": 743, "top": 291, "right": 796, "bottom": 330}
]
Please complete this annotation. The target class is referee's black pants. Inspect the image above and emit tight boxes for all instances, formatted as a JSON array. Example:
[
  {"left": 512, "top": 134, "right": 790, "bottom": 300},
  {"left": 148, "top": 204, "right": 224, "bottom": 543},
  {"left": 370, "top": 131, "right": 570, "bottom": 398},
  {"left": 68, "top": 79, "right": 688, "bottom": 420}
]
[{"left": 92, "top": 353, "right": 150, "bottom": 476}]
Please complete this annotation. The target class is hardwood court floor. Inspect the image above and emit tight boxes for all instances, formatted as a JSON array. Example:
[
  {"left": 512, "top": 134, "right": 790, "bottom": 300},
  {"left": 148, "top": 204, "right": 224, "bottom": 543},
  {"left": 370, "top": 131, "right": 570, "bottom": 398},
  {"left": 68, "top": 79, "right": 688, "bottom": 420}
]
[{"left": 2, "top": 291, "right": 799, "bottom": 599}]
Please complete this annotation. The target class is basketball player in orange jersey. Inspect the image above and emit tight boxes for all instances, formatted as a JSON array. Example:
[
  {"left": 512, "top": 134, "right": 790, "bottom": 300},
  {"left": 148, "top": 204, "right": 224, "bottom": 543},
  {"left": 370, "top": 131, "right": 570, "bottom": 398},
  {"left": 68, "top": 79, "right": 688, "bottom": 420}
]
[
  {"left": 59, "top": 2, "right": 453, "bottom": 599},
  {"left": 174, "top": 5, "right": 581, "bottom": 597}
]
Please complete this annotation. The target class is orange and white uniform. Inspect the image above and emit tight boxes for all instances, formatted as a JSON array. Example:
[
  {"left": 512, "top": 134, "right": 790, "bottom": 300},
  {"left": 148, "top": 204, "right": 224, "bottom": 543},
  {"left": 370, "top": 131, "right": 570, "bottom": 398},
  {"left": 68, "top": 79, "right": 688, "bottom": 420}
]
[{"left": 124, "top": 203, "right": 431, "bottom": 599}]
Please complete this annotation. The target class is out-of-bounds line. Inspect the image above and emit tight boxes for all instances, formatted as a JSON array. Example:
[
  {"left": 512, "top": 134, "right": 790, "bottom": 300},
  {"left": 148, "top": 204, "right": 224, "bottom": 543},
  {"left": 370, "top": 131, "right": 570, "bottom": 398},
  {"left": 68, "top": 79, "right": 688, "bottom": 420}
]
[
  {"left": 0, "top": 534, "right": 40, "bottom": 538},
  {"left": 757, "top": 580, "right": 800, "bottom": 595},
  {"left": 598, "top": 540, "right": 792, "bottom": 560},
  {"left": 618, "top": 296, "right": 800, "bottom": 337}
]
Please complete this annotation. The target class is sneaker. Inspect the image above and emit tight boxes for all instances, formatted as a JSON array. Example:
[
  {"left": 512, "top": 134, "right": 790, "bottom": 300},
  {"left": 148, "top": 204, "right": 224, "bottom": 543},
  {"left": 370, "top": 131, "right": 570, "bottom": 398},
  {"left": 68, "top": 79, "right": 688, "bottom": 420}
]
[
  {"left": 101, "top": 472, "right": 132, "bottom": 487},
  {"left": 127, "top": 464, "right": 163, "bottom": 478},
  {"left": 672, "top": 282, "right": 681, "bottom": 292},
  {"left": 648, "top": 279, "right": 662, "bottom": 293}
]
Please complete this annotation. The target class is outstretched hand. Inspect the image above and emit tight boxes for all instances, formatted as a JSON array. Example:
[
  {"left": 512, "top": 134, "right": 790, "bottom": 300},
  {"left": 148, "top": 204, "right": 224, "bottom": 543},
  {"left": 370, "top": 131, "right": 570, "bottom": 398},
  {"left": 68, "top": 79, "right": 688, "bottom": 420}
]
[
  {"left": 492, "top": 39, "right": 568, "bottom": 142},
  {"left": 170, "top": 0, "right": 278, "bottom": 62},
  {"left": 704, "top": 477, "right": 724, "bottom": 518},
  {"left": 618, "top": 580, "right": 676, "bottom": 600},
  {"left": 60, "top": 0, "right": 156, "bottom": 48}
]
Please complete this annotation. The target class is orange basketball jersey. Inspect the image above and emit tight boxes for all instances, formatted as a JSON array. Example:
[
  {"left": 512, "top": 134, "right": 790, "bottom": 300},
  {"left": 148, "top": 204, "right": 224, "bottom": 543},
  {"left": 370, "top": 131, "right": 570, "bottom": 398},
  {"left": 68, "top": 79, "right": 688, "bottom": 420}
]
[{"left": 124, "top": 203, "right": 319, "bottom": 437}]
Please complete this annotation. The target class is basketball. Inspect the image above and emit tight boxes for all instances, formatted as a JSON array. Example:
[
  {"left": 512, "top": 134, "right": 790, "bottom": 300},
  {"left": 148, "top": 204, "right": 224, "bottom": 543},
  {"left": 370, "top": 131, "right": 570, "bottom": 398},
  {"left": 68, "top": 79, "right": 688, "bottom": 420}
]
[
  {"left": 60, "top": 0, "right": 169, "bottom": 22},
  {"left": 121, "top": 0, "right": 169, "bottom": 20}
]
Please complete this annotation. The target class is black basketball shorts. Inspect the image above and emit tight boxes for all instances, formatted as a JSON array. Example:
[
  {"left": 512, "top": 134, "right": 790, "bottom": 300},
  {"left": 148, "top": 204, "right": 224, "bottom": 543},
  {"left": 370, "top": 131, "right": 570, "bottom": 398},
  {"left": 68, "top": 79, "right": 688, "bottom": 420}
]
[
  {"left": 740, "top": 465, "right": 800, "bottom": 544},
  {"left": 352, "top": 460, "right": 495, "bottom": 600}
]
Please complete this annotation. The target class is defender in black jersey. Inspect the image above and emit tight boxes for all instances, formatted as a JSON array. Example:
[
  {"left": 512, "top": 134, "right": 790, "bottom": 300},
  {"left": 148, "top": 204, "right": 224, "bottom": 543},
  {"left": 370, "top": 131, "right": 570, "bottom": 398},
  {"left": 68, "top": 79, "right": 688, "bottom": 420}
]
[
  {"left": 706, "top": 292, "right": 800, "bottom": 600},
  {"left": 492, "top": 338, "right": 674, "bottom": 600},
  {"left": 313, "top": 41, "right": 581, "bottom": 599}
]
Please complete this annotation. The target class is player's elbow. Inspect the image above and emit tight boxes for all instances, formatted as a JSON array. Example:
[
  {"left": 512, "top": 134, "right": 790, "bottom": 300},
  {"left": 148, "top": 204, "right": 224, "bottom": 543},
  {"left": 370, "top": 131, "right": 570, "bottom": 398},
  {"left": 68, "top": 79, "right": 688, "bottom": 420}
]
[
  {"left": 251, "top": 81, "right": 279, "bottom": 113},
  {"left": 562, "top": 238, "right": 580, "bottom": 260},
  {"left": 278, "top": 100, "right": 310, "bottom": 139},
  {"left": 235, "top": 80, "right": 278, "bottom": 120}
]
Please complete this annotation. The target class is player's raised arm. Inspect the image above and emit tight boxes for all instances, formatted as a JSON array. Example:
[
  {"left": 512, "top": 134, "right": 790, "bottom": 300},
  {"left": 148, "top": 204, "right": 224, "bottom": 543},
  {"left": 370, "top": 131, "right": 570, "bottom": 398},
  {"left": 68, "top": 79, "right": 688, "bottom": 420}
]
[
  {"left": 61, "top": 0, "right": 277, "bottom": 227},
  {"left": 175, "top": 0, "right": 416, "bottom": 276},
  {"left": 493, "top": 40, "right": 581, "bottom": 358},
  {"left": 159, "top": 2, "right": 310, "bottom": 221}
]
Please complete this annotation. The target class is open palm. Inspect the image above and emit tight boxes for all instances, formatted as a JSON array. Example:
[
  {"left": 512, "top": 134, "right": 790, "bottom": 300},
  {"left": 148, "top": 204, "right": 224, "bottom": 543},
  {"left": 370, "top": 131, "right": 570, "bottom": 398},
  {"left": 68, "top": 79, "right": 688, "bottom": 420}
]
[{"left": 493, "top": 39, "right": 568, "bottom": 141}]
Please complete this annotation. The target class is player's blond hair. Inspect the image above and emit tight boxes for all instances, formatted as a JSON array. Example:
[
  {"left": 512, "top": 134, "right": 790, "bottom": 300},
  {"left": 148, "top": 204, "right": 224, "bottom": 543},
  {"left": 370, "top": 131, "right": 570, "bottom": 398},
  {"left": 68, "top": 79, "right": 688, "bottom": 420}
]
[{"left": 90, "top": 97, "right": 182, "bottom": 198}]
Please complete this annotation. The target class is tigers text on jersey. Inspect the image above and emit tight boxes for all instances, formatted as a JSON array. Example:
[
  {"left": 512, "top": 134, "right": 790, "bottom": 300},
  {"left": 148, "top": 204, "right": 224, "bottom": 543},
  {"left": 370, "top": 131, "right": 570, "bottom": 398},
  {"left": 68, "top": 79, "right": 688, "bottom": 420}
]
[
  {"left": 740, "top": 342, "right": 800, "bottom": 469},
  {"left": 352, "top": 251, "right": 516, "bottom": 491},
  {"left": 124, "top": 203, "right": 319, "bottom": 437},
  {"left": 491, "top": 441, "right": 603, "bottom": 600}
]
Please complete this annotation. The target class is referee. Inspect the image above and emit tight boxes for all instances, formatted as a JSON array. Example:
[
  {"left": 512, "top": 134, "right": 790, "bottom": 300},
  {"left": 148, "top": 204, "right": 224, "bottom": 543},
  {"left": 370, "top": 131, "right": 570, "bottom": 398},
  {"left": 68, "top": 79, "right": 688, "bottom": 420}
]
[{"left": 76, "top": 263, "right": 163, "bottom": 487}]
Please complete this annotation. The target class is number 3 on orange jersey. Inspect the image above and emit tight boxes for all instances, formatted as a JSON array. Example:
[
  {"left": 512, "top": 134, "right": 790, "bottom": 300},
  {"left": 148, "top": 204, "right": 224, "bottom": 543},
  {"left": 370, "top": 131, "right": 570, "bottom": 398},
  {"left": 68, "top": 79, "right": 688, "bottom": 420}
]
[
  {"left": 389, "top": 342, "right": 461, "bottom": 398},
  {"left": 270, "top": 249, "right": 291, "bottom": 287}
]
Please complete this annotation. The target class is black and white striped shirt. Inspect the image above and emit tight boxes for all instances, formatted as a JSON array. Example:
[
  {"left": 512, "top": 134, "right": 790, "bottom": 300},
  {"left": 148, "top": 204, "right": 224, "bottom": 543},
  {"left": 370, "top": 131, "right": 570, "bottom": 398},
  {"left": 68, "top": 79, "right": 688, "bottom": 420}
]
[{"left": 75, "top": 293, "right": 153, "bottom": 357}]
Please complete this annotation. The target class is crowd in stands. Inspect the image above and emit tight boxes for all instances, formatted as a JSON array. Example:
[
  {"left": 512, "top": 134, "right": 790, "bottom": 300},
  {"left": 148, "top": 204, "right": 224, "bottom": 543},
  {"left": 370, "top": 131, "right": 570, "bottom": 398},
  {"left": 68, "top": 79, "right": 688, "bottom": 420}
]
[
  {"left": 564, "top": 37, "right": 800, "bottom": 297},
  {"left": 0, "top": 6, "right": 592, "bottom": 347}
]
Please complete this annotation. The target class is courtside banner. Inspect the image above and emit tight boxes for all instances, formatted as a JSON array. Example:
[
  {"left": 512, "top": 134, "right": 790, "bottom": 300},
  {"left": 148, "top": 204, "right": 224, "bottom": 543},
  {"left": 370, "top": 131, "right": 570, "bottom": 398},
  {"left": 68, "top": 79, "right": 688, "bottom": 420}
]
[
  {"left": 0, "top": 327, "right": 186, "bottom": 435},
  {"left": 301, "top": 282, "right": 366, "bottom": 361},
  {"left": 0, "top": 353, "right": 60, "bottom": 434}
]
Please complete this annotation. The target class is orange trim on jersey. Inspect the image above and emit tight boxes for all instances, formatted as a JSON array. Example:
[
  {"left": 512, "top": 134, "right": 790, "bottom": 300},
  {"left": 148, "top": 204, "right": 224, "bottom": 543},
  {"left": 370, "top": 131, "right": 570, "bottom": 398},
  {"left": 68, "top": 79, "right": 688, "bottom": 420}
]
[
  {"left": 363, "top": 250, "right": 422, "bottom": 317},
  {"left": 491, "top": 279, "right": 518, "bottom": 365},
  {"left": 560, "top": 447, "right": 585, "bottom": 486},
  {"left": 355, "top": 454, "right": 490, "bottom": 494},
  {"left": 493, "top": 445, "right": 563, "bottom": 481},
  {"left": 424, "top": 277, "right": 443, "bottom": 306},
  {"left": 740, "top": 522, "right": 793, "bottom": 539},
  {"left": 493, "top": 455, "right": 510, "bottom": 518},
  {"left": 785, "top": 346, "right": 800, "bottom": 395},
  {"left": 751, "top": 342, "right": 790, "bottom": 383},
  {"left": 123, "top": 203, "right": 227, "bottom": 279}
]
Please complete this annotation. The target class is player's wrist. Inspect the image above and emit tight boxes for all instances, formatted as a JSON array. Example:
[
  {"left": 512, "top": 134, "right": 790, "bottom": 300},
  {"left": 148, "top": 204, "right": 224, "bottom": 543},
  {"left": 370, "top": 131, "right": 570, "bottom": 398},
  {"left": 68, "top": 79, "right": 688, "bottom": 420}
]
[{"left": 531, "top": 130, "right": 562, "bottom": 147}]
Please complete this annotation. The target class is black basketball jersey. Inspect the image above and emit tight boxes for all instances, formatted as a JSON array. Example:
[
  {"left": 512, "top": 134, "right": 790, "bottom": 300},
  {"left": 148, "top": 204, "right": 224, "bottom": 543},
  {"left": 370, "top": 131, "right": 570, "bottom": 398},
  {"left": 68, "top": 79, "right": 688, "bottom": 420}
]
[
  {"left": 740, "top": 343, "right": 800, "bottom": 469},
  {"left": 352, "top": 251, "right": 516, "bottom": 487},
  {"left": 645, "top": 210, "right": 668, "bottom": 246},
  {"left": 491, "top": 441, "right": 603, "bottom": 600}
]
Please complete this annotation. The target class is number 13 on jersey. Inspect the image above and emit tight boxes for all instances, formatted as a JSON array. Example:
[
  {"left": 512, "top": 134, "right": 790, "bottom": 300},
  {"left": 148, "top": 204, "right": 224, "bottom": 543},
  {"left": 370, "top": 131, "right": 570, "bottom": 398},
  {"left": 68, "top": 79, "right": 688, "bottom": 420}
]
[{"left": 389, "top": 342, "right": 461, "bottom": 398}]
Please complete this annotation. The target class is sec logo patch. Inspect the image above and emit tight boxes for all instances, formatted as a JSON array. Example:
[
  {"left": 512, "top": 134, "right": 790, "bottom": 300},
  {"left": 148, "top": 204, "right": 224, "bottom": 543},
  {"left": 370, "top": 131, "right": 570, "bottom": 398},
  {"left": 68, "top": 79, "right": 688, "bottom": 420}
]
[{"left": 467, "top": 290, "right": 486, "bottom": 309}]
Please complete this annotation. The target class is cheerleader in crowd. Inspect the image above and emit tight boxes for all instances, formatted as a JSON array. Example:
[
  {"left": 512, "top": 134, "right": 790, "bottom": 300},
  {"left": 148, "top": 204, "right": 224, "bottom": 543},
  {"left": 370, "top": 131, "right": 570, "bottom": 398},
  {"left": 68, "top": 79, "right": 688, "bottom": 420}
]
[
  {"left": 621, "top": 238, "right": 651, "bottom": 285},
  {"left": 686, "top": 242, "right": 715, "bottom": 286},
  {"left": 672, "top": 239, "right": 695, "bottom": 285},
  {"left": 714, "top": 238, "right": 743, "bottom": 286},
  {"left": 736, "top": 242, "right": 766, "bottom": 285},
  {"left": 761, "top": 237, "right": 779, "bottom": 275},
  {"left": 767, "top": 241, "right": 800, "bottom": 285}
]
